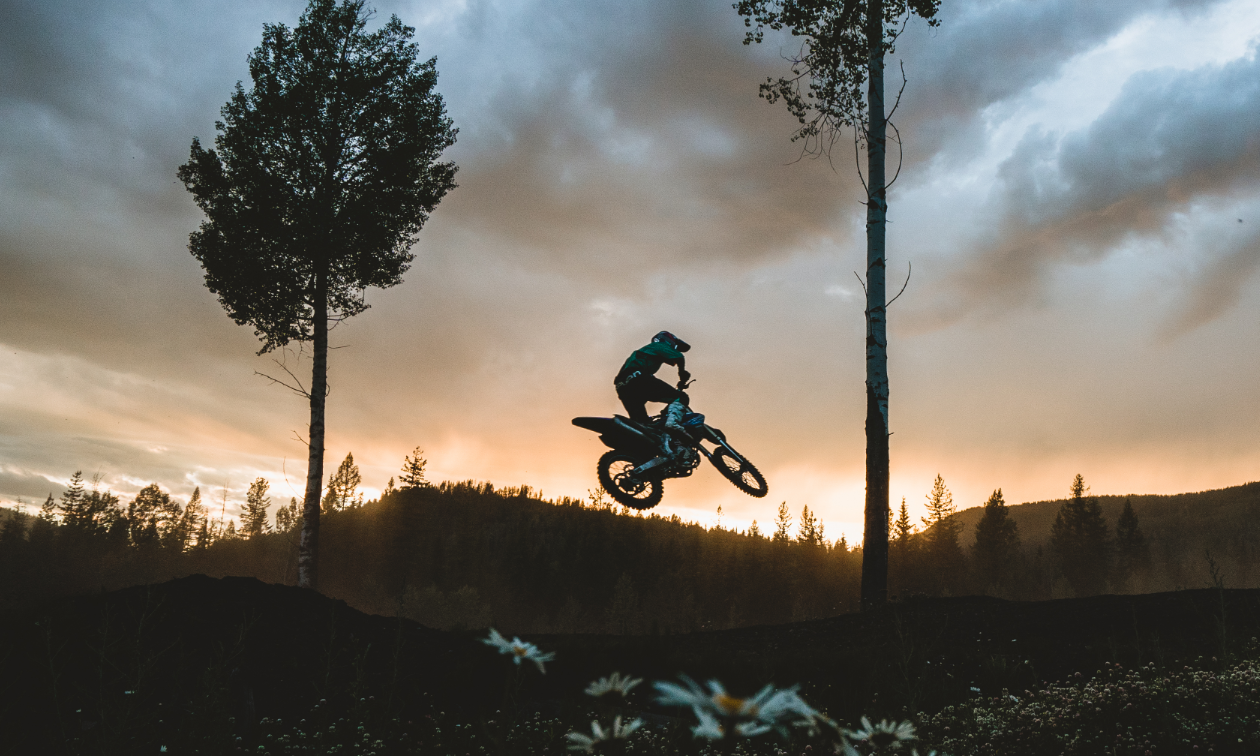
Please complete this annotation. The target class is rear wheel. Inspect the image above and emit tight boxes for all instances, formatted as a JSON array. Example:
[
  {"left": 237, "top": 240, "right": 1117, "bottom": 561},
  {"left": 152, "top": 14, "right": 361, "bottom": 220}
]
[
  {"left": 709, "top": 447, "right": 768, "bottom": 497},
  {"left": 597, "top": 451, "right": 664, "bottom": 510}
]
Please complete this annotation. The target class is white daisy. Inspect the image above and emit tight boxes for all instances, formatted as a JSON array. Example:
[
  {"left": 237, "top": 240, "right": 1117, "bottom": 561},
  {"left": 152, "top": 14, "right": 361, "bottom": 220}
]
[
  {"left": 585, "top": 671, "right": 643, "bottom": 698},
  {"left": 691, "top": 708, "right": 725, "bottom": 740},
  {"left": 564, "top": 715, "right": 643, "bottom": 752},
  {"left": 842, "top": 717, "right": 918, "bottom": 751},
  {"left": 653, "top": 676, "right": 827, "bottom": 739},
  {"left": 480, "top": 628, "right": 556, "bottom": 674}
]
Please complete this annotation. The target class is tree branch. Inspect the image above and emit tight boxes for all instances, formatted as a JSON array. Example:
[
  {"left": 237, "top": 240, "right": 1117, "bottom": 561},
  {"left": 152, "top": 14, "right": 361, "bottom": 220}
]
[
  {"left": 887, "top": 261, "right": 912, "bottom": 307},
  {"left": 885, "top": 63, "right": 909, "bottom": 191},
  {"left": 255, "top": 357, "right": 312, "bottom": 398}
]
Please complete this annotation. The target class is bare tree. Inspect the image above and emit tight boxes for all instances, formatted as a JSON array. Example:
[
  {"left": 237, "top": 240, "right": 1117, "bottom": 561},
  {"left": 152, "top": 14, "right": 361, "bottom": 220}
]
[{"left": 735, "top": 0, "right": 941, "bottom": 608}]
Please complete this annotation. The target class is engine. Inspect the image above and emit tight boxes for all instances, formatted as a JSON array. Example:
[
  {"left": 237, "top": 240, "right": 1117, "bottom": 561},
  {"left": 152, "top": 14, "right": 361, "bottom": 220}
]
[{"left": 670, "top": 446, "right": 701, "bottom": 476}]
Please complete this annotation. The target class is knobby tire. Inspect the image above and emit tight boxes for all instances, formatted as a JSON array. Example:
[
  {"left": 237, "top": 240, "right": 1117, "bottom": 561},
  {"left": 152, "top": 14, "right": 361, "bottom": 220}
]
[
  {"left": 597, "top": 450, "right": 663, "bottom": 510},
  {"left": 709, "top": 447, "right": 768, "bottom": 498}
]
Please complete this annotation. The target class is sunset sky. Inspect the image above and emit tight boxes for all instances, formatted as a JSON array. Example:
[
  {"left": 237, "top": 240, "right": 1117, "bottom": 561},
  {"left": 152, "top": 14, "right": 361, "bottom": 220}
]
[{"left": 2, "top": 0, "right": 1259, "bottom": 541}]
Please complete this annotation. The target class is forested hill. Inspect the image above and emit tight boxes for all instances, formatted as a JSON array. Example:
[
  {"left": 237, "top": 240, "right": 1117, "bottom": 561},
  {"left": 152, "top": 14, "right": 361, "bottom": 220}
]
[
  {"left": 0, "top": 481, "right": 861, "bottom": 634},
  {"left": 952, "top": 480, "right": 1260, "bottom": 587},
  {"left": 6, "top": 476, "right": 1260, "bottom": 633}
]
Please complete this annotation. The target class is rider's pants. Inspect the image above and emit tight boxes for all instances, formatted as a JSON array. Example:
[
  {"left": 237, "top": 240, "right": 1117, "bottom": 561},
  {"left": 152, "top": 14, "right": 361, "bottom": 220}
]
[{"left": 615, "top": 375, "right": 685, "bottom": 424}]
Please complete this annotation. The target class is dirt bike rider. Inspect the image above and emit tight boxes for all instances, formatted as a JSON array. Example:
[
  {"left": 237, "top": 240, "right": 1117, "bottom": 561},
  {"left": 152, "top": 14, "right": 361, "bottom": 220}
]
[{"left": 614, "top": 331, "right": 693, "bottom": 460}]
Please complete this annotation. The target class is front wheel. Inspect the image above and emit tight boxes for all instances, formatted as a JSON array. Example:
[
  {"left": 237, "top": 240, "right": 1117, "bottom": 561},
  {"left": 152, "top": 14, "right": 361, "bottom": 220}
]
[
  {"left": 597, "top": 451, "right": 664, "bottom": 510},
  {"left": 709, "top": 447, "right": 768, "bottom": 498}
]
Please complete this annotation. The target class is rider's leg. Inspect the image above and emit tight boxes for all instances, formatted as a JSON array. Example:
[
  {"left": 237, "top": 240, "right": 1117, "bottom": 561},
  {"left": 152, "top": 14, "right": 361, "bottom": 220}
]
[
  {"left": 616, "top": 383, "right": 652, "bottom": 424},
  {"left": 617, "top": 376, "right": 682, "bottom": 424}
]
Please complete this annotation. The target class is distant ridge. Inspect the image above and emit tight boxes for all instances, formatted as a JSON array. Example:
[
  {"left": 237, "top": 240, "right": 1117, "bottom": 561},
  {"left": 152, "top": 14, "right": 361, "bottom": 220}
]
[{"left": 953, "top": 480, "right": 1260, "bottom": 587}]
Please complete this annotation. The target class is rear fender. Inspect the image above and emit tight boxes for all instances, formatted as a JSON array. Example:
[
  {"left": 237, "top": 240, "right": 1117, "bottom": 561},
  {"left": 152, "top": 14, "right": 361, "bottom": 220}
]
[{"left": 572, "top": 416, "right": 658, "bottom": 457}]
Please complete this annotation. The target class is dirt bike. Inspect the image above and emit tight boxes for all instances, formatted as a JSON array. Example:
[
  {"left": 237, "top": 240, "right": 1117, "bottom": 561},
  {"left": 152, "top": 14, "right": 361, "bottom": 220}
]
[{"left": 572, "top": 380, "right": 768, "bottom": 509}]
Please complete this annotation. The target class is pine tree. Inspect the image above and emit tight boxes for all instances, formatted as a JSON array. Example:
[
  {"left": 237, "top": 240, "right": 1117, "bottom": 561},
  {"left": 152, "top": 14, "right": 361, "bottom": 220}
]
[
  {"left": 57, "top": 471, "right": 88, "bottom": 527},
  {"left": 400, "top": 447, "right": 428, "bottom": 489},
  {"left": 797, "top": 505, "right": 824, "bottom": 546},
  {"left": 972, "top": 488, "right": 1021, "bottom": 595},
  {"left": 242, "top": 478, "right": 272, "bottom": 538},
  {"left": 0, "top": 506, "right": 29, "bottom": 551},
  {"left": 323, "top": 453, "right": 362, "bottom": 513},
  {"left": 889, "top": 497, "right": 919, "bottom": 597},
  {"left": 1113, "top": 498, "right": 1150, "bottom": 592},
  {"left": 39, "top": 493, "right": 57, "bottom": 523},
  {"left": 160, "top": 488, "right": 199, "bottom": 551},
  {"left": 275, "top": 496, "right": 302, "bottom": 533},
  {"left": 176, "top": 487, "right": 206, "bottom": 550},
  {"left": 1050, "top": 474, "right": 1112, "bottom": 596},
  {"left": 921, "top": 474, "right": 965, "bottom": 595},
  {"left": 772, "top": 502, "right": 793, "bottom": 542},
  {"left": 194, "top": 518, "right": 211, "bottom": 550},
  {"left": 747, "top": 520, "right": 763, "bottom": 539},
  {"left": 892, "top": 498, "right": 914, "bottom": 542}
]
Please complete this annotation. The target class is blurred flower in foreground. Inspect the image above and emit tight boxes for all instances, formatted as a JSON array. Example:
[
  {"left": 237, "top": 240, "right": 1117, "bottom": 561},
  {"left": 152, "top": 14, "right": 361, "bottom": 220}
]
[
  {"left": 585, "top": 672, "right": 643, "bottom": 698},
  {"left": 481, "top": 628, "right": 555, "bottom": 673},
  {"left": 565, "top": 715, "right": 643, "bottom": 752},
  {"left": 839, "top": 716, "right": 932, "bottom": 755},
  {"left": 654, "top": 675, "right": 827, "bottom": 739}
]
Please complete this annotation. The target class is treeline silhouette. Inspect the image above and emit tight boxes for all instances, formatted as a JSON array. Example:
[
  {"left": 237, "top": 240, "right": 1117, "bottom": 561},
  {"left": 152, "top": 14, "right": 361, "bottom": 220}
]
[
  {"left": 2, "top": 463, "right": 1257, "bottom": 632},
  {"left": 0, "top": 469, "right": 860, "bottom": 632}
]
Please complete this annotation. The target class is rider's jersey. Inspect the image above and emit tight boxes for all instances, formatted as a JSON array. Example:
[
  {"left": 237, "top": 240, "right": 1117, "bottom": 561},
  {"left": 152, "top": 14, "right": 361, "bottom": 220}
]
[{"left": 617, "top": 342, "right": 685, "bottom": 381}]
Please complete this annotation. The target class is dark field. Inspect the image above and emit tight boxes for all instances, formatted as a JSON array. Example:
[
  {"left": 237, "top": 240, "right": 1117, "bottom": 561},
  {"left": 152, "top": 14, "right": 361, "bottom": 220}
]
[{"left": 4, "top": 574, "right": 1258, "bottom": 754}]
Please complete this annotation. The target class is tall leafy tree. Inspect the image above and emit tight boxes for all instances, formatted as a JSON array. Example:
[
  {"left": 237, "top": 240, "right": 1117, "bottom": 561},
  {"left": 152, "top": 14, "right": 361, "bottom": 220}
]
[
  {"left": 178, "top": 0, "right": 458, "bottom": 589},
  {"left": 1051, "top": 474, "right": 1112, "bottom": 597},
  {"left": 735, "top": 0, "right": 941, "bottom": 609},
  {"left": 971, "top": 488, "right": 1020, "bottom": 595},
  {"left": 128, "top": 484, "right": 178, "bottom": 550}
]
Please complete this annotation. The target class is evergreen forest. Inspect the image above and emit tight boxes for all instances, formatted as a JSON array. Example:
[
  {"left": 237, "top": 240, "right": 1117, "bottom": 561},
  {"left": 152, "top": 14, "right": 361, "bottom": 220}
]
[{"left": 4, "top": 460, "right": 1258, "bottom": 634}]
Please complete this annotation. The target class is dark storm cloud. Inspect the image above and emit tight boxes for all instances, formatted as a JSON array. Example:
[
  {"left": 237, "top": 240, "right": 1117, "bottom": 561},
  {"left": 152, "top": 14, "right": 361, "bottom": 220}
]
[
  {"left": 0, "top": 0, "right": 294, "bottom": 370},
  {"left": 933, "top": 48, "right": 1260, "bottom": 321},
  {"left": 430, "top": 0, "right": 858, "bottom": 278},
  {"left": 894, "top": 0, "right": 1222, "bottom": 166}
]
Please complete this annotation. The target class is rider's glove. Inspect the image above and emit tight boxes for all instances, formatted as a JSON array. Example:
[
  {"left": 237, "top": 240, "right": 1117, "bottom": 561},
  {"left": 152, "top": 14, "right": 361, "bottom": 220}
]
[{"left": 678, "top": 369, "right": 691, "bottom": 383}]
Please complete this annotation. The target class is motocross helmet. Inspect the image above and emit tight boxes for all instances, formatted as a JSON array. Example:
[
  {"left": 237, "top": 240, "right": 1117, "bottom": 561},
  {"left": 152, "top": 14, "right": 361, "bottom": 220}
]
[{"left": 652, "top": 330, "right": 690, "bottom": 352}]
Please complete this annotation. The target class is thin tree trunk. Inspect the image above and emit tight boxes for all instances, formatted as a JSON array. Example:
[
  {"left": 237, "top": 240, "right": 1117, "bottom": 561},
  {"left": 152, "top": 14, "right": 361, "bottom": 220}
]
[
  {"left": 860, "top": 0, "right": 890, "bottom": 611},
  {"left": 297, "top": 268, "right": 329, "bottom": 590}
]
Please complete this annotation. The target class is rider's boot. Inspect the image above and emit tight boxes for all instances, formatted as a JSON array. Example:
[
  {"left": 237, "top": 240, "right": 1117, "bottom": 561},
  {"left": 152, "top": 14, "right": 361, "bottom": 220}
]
[{"left": 661, "top": 400, "right": 688, "bottom": 462}]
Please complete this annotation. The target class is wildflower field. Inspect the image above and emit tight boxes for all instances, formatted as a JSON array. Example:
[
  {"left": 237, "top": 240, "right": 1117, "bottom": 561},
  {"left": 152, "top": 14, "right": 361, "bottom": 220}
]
[{"left": 3, "top": 575, "right": 1260, "bottom": 755}]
